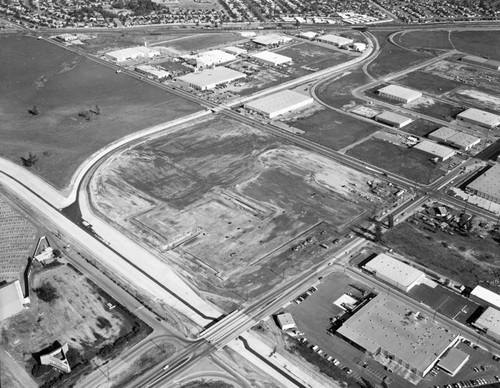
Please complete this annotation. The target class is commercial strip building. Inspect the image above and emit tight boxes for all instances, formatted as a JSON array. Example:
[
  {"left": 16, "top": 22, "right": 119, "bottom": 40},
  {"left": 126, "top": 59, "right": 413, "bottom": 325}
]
[
  {"left": 252, "top": 34, "right": 293, "bottom": 46},
  {"left": 177, "top": 66, "right": 245, "bottom": 91},
  {"left": 181, "top": 49, "right": 236, "bottom": 69},
  {"left": 470, "top": 285, "right": 500, "bottom": 309},
  {"left": 105, "top": 46, "right": 160, "bottom": 63},
  {"left": 413, "top": 140, "right": 456, "bottom": 161},
  {"left": 316, "top": 34, "right": 354, "bottom": 47},
  {"left": 377, "top": 85, "right": 423, "bottom": 103},
  {"left": 461, "top": 55, "right": 500, "bottom": 71},
  {"left": 250, "top": 51, "right": 293, "bottom": 67},
  {"left": 363, "top": 253, "right": 425, "bottom": 292},
  {"left": 0, "top": 280, "right": 26, "bottom": 321},
  {"left": 466, "top": 164, "right": 500, "bottom": 203},
  {"left": 428, "top": 127, "right": 480, "bottom": 151},
  {"left": 244, "top": 90, "right": 313, "bottom": 118},
  {"left": 457, "top": 108, "right": 500, "bottom": 129},
  {"left": 472, "top": 307, "right": 500, "bottom": 342},
  {"left": 135, "top": 65, "right": 170, "bottom": 81},
  {"left": 337, "top": 295, "right": 459, "bottom": 377},
  {"left": 375, "top": 111, "right": 413, "bottom": 128}
]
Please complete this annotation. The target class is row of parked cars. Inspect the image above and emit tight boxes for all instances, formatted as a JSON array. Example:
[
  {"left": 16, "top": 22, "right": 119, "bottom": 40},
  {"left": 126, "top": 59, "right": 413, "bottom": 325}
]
[
  {"left": 293, "top": 286, "right": 318, "bottom": 304},
  {"left": 436, "top": 376, "right": 500, "bottom": 388},
  {"left": 297, "top": 337, "right": 353, "bottom": 375}
]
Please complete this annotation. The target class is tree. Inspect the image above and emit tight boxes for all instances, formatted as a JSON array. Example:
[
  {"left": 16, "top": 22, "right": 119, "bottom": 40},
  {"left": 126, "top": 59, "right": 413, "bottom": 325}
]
[
  {"left": 374, "top": 222, "right": 383, "bottom": 243},
  {"left": 21, "top": 153, "right": 38, "bottom": 167},
  {"left": 52, "top": 249, "right": 62, "bottom": 258},
  {"left": 90, "top": 105, "right": 100, "bottom": 115},
  {"left": 29, "top": 105, "right": 39, "bottom": 115}
]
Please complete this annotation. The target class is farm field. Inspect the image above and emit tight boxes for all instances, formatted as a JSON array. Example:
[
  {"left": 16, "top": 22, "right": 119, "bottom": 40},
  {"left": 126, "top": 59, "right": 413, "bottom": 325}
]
[
  {"left": 89, "top": 115, "right": 386, "bottom": 310},
  {"left": 276, "top": 42, "right": 354, "bottom": 72},
  {"left": 0, "top": 261, "right": 150, "bottom": 387},
  {"left": 346, "top": 138, "right": 446, "bottom": 184},
  {"left": 0, "top": 35, "right": 201, "bottom": 189},
  {"left": 286, "top": 108, "right": 379, "bottom": 151},
  {"left": 384, "top": 221, "right": 500, "bottom": 292},
  {"left": 397, "top": 71, "right": 462, "bottom": 96}
]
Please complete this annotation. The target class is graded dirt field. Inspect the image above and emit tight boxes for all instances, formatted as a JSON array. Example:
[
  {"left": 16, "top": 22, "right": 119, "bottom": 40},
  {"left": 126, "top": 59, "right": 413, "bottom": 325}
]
[
  {"left": 314, "top": 70, "right": 371, "bottom": 108},
  {"left": 403, "top": 97, "right": 463, "bottom": 122},
  {"left": 346, "top": 138, "right": 446, "bottom": 184},
  {"left": 0, "top": 35, "right": 201, "bottom": 189},
  {"left": 286, "top": 108, "right": 379, "bottom": 151},
  {"left": 90, "top": 115, "right": 385, "bottom": 309},
  {"left": 397, "top": 71, "right": 462, "bottom": 96},
  {"left": 398, "top": 118, "right": 440, "bottom": 137},
  {"left": 160, "top": 32, "right": 244, "bottom": 53},
  {"left": 0, "top": 263, "right": 134, "bottom": 377}
]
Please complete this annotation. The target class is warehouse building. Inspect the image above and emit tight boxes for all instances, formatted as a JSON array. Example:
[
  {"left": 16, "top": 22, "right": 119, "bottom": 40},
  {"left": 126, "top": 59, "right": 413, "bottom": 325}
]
[
  {"left": 364, "top": 253, "right": 425, "bottom": 293},
  {"left": 414, "top": 140, "right": 456, "bottom": 161},
  {"left": 457, "top": 108, "right": 500, "bottom": 129},
  {"left": 428, "top": 127, "right": 480, "bottom": 151},
  {"left": 299, "top": 31, "right": 318, "bottom": 40},
  {"left": 316, "top": 34, "right": 354, "bottom": 47},
  {"left": 252, "top": 34, "right": 293, "bottom": 46},
  {"left": 223, "top": 46, "right": 247, "bottom": 56},
  {"left": 375, "top": 111, "right": 413, "bottom": 128},
  {"left": 337, "top": 295, "right": 459, "bottom": 377},
  {"left": 105, "top": 46, "right": 160, "bottom": 63},
  {"left": 177, "top": 66, "right": 245, "bottom": 91},
  {"left": 377, "top": 85, "right": 422, "bottom": 103},
  {"left": 470, "top": 285, "right": 500, "bottom": 309},
  {"left": 244, "top": 90, "right": 313, "bottom": 118},
  {"left": 135, "top": 65, "right": 170, "bottom": 81},
  {"left": 0, "top": 280, "right": 25, "bottom": 321},
  {"left": 437, "top": 347, "right": 470, "bottom": 376},
  {"left": 472, "top": 307, "right": 500, "bottom": 342},
  {"left": 466, "top": 164, "right": 500, "bottom": 203},
  {"left": 461, "top": 55, "right": 500, "bottom": 71},
  {"left": 182, "top": 49, "right": 236, "bottom": 69},
  {"left": 251, "top": 51, "right": 293, "bottom": 67},
  {"left": 276, "top": 313, "right": 296, "bottom": 331}
]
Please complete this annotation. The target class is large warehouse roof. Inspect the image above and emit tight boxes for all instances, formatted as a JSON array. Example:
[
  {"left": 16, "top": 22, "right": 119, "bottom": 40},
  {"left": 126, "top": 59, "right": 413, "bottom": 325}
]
[
  {"left": 251, "top": 51, "right": 292, "bottom": 66},
  {"left": 252, "top": 34, "right": 292, "bottom": 46},
  {"left": 0, "top": 280, "right": 24, "bottom": 321},
  {"left": 470, "top": 285, "right": 500, "bottom": 309},
  {"left": 414, "top": 141, "right": 455, "bottom": 160},
  {"left": 375, "top": 111, "right": 413, "bottom": 127},
  {"left": 474, "top": 307, "right": 500, "bottom": 339},
  {"left": 467, "top": 164, "right": 500, "bottom": 202},
  {"left": 178, "top": 66, "right": 245, "bottom": 89},
  {"left": 378, "top": 84, "right": 423, "bottom": 102},
  {"left": 317, "top": 34, "right": 353, "bottom": 46},
  {"left": 429, "top": 127, "right": 457, "bottom": 141},
  {"left": 106, "top": 46, "right": 160, "bottom": 62},
  {"left": 457, "top": 108, "right": 500, "bottom": 128},
  {"left": 244, "top": 90, "right": 313, "bottom": 118},
  {"left": 364, "top": 253, "right": 425, "bottom": 290},
  {"left": 337, "top": 295, "right": 458, "bottom": 375},
  {"left": 430, "top": 127, "right": 480, "bottom": 150}
]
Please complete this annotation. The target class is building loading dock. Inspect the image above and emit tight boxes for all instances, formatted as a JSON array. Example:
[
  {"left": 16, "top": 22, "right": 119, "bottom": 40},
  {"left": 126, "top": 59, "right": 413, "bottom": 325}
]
[
  {"left": 457, "top": 108, "right": 500, "bottom": 129},
  {"left": 377, "top": 85, "right": 423, "bottom": 103},
  {"left": 375, "top": 111, "right": 413, "bottom": 128},
  {"left": 177, "top": 66, "right": 246, "bottom": 91},
  {"left": 244, "top": 90, "right": 314, "bottom": 118}
]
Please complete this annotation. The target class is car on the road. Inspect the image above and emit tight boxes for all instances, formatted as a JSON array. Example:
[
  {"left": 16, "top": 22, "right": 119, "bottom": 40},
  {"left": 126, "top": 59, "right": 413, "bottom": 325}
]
[{"left": 342, "top": 367, "right": 352, "bottom": 375}]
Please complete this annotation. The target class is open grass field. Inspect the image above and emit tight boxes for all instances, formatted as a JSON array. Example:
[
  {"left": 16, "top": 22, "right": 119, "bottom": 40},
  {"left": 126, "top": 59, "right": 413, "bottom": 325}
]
[
  {"left": 384, "top": 221, "right": 500, "bottom": 292},
  {"left": 90, "top": 115, "right": 385, "bottom": 309},
  {"left": 314, "top": 69, "right": 371, "bottom": 108},
  {"left": 397, "top": 71, "right": 462, "bottom": 96},
  {"left": 346, "top": 138, "right": 446, "bottom": 184},
  {"left": 404, "top": 97, "right": 463, "bottom": 123},
  {"left": 395, "top": 30, "right": 453, "bottom": 51},
  {"left": 286, "top": 108, "right": 379, "bottom": 151},
  {"left": 162, "top": 32, "right": 244, "bottom": 53},
  {"left": 276, "top": 42, "right": 354, "bottom": 72},
  {"left": 0, "top": 35, "right": 201, "bottom": 189},
  {"left": 399, "top": 118, "right": 440, "bottom": 137}
]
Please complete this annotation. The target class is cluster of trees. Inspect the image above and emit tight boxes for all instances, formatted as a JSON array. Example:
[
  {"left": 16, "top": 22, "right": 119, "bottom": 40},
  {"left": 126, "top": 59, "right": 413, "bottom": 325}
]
[
  {"left": 97, "top": 322, "right": 141, "bottom": 358},
  {"left": 21, "top": 152, "right": 38, "bottom": 167},
  {"left": 112, "top": 0, "right": 161, "bottom": 16},
  {"left": 33, "top": 282, "right": 59, "bottom": 304},
  {"left": 78, "top": 105, "right": 101, "bottom": 121}
]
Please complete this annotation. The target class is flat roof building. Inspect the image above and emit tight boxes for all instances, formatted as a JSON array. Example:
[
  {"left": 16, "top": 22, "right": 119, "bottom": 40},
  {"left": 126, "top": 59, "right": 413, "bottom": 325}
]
[
  {"left": 470, "top": 285, "right": 500, "bottom": 309},
  {"left": 378, "top": 85, "right": 423, "bottom": 103},
  {"left": 223, "top": 46, "right": 247, "bottom": 56},
  {"left": 375, "top": 111, "right": 413, "bottom": 128},
  {"left": 177, "top": 66, "right": 245, "bottom": 91},
  {"left": 457, "top": 108, "right": 500, "bottom": 129},
  {"left": 135, "top": 65, "right": 170, "bottom": 81},
  {"left": 364, "top": 253, "right": 425, "bottom": 292},
  {"left": 0, "top": 280, "right": 25, "bottom": 321},
  {"left": 466, "top": 164, "right": 500, "bottom": 204},
  {"left": 244, "top": 90, "right": 313, "bottom": 119},
  {"left": 428, "top": 127, "right": 480, "bottom": 151},
  {"left": 251, "top": 51, "right": 292, "bottom": 67},
  {"left": 182, "top": 49, "right": 236, "bottom": 68},
  {"left": 105, "top": 46, "right": 160, "bottom": 63},
  {"left": 461, "top": 55, "right": 500, "bottom": 71},
  {"left": 333, "top": 294, "right": 359, "bottom": 311},
  {"left": 337, "top": 295, "right": 459, "bottom": 377},
  {"left": 473, "top": 307, "right": 500, "bottom": 342},
  {"left": 252, "top": 34, "right": 292, "bottom": 46},
  {"left": 299, "top": 31, "right": 318, "bottom": 40},
  {"left": 316, "top": 34, "right": 354, "bottom": 47},
  {"left": 276, "top": 312, "right": 296, "bottom": 331},
  {"left": 437, "top": 347, "right": 470, "bottom": 376},
  {"left": 414, "top": 140, "right": 456, "bottom": 161}
]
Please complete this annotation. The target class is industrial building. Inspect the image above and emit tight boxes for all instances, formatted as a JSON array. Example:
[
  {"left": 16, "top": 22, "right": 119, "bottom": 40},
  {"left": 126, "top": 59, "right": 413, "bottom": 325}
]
[
  {"left": 252, "top": 34, "right": 293, "bottom": 46},
  {"left": 135, "top": 65, "right": 170, "bottom": 81},
  {"left": 377, "top": 85, "right": 423, "bottom": 103},
  {"left": 473, "top": 307, "right": 500, "bottom": 342},
  {"left": 299, "top": 31, "right": 318, "bottom": 40},
  {"left": 181, "top": 49, "right": 236, "bottom": 68},
  {"left": 223, "top": 46, "right": 247, "bottom": 56},
  {"left": 353, "top": 42, "right": 367, "bottom": 52},
  {"left": 337, "top": 295, "right": 459, "bottom": 377},
  {"left": 177, "top": 66, "right": 245, "bottom": 91},
  {"left": 244, "top": 90, "right": 313, "bottom": 118},
  {"left": 466, "top": 164, "right": 500, "bottom": 203},
  {"left": 333, "top": 294, "right": 358, "bottom": 311},
  {"left": 428, "top": 127, "right": 480, "bottom": 150},
  {"left": 105, "top": 46, "right": 160, "bottom": 63},
  {"left": 413, "top": 140, "right": 456, "bottom": 161},
  {"left": 437, "top": 347, "right": 470, "bottom": 376},
  {"left": 276, "top": 312, "right": 296, "bottom": 331},
  {"left": 0, "top": 280, "right": 25, "bottom": 321},
  {"left": 316, "top": 34, "right": 354, "bottom": 47},
  {"left": 461, "top": 55, "right": 500, "bottom": 71},
  {"left": 364, "top": 253, "right": 425, "bottom": 292},
  {"left": 375, "top": 111, "right": 413, "bottom": 128},
  {"left": 251, "top": 51, "right": 293, "bottom": 67},
  {"left": 470, "top": 285, "right": 500, "bottom": 309},
  {"left": 457, "top": 108, "right": 500, "bottom": 129}
]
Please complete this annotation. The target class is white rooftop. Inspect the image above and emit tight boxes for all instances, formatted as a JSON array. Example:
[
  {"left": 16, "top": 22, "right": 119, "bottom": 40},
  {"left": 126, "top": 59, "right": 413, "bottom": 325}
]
[
  {"left": 457, "top": 108, "right": 500, "bottom": 128},
  {"left": 471, "top": 285, "right": 500, "bottom": 309},
  {"left": 317, "top": 34, "right": 353, "bottom": 46},
  {"left": 365, "top": 253, "right": 425, "bottom": 290},
  {"left": 300, "top": 31, "right": 318, "bottom": 39},
  {"left": 223, "top": 46, "right": 247, "bottom": 55},
  {"left": 252, "top": 34, "right": 292, "bottom": 46},
  {"left": 334, "top": 294, "right": 358, "bottom": 310},
  {"left": 430, "top": 127, "right": 480, "bottom": 149},
  {"left": 378, "top": 84, "right": 423, "bottom": 101},
  {"left": 276, "top": 312, "right": 296, "bottom": 328},
  {"left": 251, "top": 51, "right": 292, "bottom": 65},
  {"left": 0, "top": 280, "right": 24, "bottom": 321},
  {"left": 414, "top": 140, "right": 455, "bottom": 159},
  {"left": 244, "top": 90, "right": 313, "bottom": 116},
  {"left": 178, "top": 66, "right": 245, "bottom": 88},
  {"left": 376, "top": 111, "right": 412, "bottom": 125},
  {"left": 474, "top": 307, "right": 500, "bottom": 339}
]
